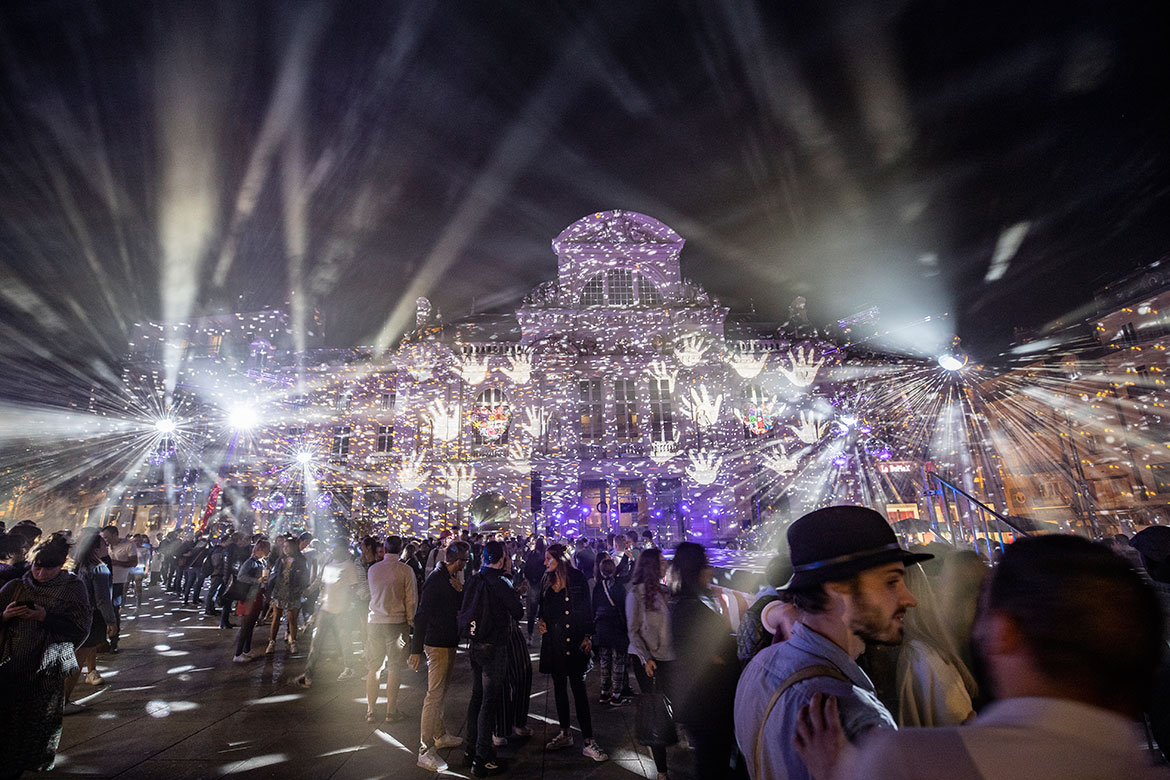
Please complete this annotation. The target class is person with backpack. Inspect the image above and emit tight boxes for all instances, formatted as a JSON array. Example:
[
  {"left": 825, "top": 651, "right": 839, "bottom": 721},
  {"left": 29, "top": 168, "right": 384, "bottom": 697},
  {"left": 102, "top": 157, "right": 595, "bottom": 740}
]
[
  {"left": 461, "top": 541, "right": 523, "bottom": 777},
  {"left": 409, "top": 541, "right": 469, "bottom": 773},
  {"left": 737, "top": 555, "right": 793, "bottom": 665},
  {"left": 538, "top": 543, "right": 608, "bottom": 762},
  {"left": 592, "top": 556, "right": 629, "bottom": 705}
]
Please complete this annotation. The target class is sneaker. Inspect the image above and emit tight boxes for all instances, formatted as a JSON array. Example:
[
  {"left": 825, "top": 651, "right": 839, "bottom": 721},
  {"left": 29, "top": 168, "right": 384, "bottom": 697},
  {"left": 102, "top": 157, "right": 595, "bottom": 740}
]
[
  {"left": 610, "top": 694, "right": 629, "bottom": 707},
  {"left": 85, "top": 671, "right": 104, "bottom": 685},
  {"left": 288, "top": 640, "right": 298, "bottom": 653},
  {"left": 545, "top": 730, "right": 573, "bottom": 750},
  {"left": 417, "top": 750, "right": 448, "bottom": 772},
  {"left": 295, "top": 674, "right": 312, "bottom": 689},
  {"left": 62, "top": 702, "right": 87, "bottom": 715},
  {"left": 265, "top": 641, "right": 275, "bottom": 655},
  {"left": 491, "top": 735, "right": 507, "bottom": 747},
  {"left": 434, "top": 734, "right": 463, "bottom": 750},
  {"left": 337, "top": 667, "right": 356, "bottom": 681},
  {"left": 599, "top": 693, "right": 612, "bottom": 706},
  {"left": 511, "top": 725, "right": 533, "bottom": 737},
  {"left": 582, "top": 741, "right": 609, "bottom": 762},
  {"left": 232, "top": 654, "right": 250, "bottom": 663},
  {"left": 471, "top": 758, "right": 508, "bottom": 777}
]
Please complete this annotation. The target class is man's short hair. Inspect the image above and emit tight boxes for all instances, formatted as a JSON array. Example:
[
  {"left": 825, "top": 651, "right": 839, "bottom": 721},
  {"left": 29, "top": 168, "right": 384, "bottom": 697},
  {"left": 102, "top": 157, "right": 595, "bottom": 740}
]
[
  {"left": 102, "top": 525, "right": 118, "bottom": 535},
  {"left": 780, "top": 582, "right": 834, "bottom": 614},
  {"left": 298, "top": 531, "right": 313, "bottom": 543},
  {"left": 988, "top": 535, "right": 1163, "bottom": 714},
  {"left": 446, "top": 541, "right": 470, "bottom": 564},
  {"left": 385, "top": 535, "right": 403, "bottom": 556}
]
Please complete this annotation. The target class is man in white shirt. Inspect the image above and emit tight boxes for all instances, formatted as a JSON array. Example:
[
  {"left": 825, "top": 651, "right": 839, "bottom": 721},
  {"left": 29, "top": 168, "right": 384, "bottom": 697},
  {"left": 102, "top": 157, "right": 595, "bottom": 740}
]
[
  {"left": 366, "top": 535, "right": 418, "bottom": 722},
  {"left": 296, "top": 539, "right": 359, "bottom": 687},
  {"left": 102, "top": 525, "right": 138, "bottom": 651},
  {"left": 794, "top": 535, "right": 1169, "bottom": 780}
]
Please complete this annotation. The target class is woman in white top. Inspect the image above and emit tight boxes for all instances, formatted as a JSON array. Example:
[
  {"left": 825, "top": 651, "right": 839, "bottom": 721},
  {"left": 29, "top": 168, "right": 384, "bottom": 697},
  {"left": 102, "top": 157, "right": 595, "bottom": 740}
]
[{"left": 625, "top": 548, "right": 674, "bottom": 780}]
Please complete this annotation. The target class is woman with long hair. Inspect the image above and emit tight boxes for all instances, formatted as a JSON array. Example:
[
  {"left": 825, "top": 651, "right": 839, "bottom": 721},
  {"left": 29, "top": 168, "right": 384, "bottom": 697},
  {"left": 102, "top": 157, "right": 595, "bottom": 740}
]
[
  {"left": 668, "top": 542, "right": 741, "bottom": 778},
  {"left": 265, "top": 536, "right": 308, "bottom": 654},
  {"left": 538, "top": 543, "right": 608, "bottom": 762},
  {"left": 70, "top": 529, "right": 117, "bottom": 689},
  {"left": 0, "top": 533, "right": 91, "bottom": 777},
  {"left": 627, "top": 547, "right": 674, "bottom": 780}
]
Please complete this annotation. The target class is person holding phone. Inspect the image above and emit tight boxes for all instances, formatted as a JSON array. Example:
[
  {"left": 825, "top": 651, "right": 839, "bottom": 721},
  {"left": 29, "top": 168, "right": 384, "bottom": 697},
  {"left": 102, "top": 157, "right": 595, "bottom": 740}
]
[{"left": 0, "top": 533, "right": 91, "bottom": 775}]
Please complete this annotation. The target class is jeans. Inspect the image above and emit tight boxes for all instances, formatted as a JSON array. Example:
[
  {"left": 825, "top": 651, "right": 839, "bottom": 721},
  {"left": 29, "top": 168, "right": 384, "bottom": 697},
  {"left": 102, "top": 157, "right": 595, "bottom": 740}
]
[
  {"left": 204, "top": 575, "right": 224, "bottom": 614},
  {"left": 110, "top": 583, "right": 125, "bottom": 649},
  {"left": 551, "top": 669, "right": 593, "bottom": 740},
  {"left": 304, "top": 610, "right": 349, "bottom": 679},
  {"left": 632, "top": 656, "right": 673, "bottom": 774},
  {"left": 465, "top": 642, "right": 506, "bottom": 762},
  {"left": 597, "top": 645, "right": 628, "bottom": 697},
  {"left": 236, "top": 612, "right": 259, "bottom": 656},
  {"left": 419, "top": 645, "right": 456, "bottom": 750},
  {"left": 184, "top": 570, "right": 207, "bottom": 604}
]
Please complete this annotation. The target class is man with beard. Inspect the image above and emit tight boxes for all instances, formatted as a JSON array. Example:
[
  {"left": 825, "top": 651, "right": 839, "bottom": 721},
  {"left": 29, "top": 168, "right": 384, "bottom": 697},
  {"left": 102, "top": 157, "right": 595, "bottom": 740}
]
[{"left": 734, "top": 506, "right": 930, "bottom": 780}]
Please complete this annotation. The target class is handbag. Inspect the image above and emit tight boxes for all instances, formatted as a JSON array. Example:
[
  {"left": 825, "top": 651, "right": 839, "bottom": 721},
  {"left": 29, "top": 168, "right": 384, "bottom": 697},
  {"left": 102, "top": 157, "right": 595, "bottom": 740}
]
[
  {"left": 634, "top": 691, "right": 678, "bottom": 748},
  {"left": 222, "top": 575, "right": 250, "bottom": 604}
]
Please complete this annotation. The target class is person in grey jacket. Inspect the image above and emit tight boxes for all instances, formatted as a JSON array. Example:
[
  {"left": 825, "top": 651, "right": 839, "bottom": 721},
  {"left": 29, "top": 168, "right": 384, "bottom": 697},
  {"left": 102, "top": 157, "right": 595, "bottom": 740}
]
[
  {"left": 625, "top": 547, "right": 674, "bottom": 780},
  {"left": 70, "top": 529, "right": 117, "bottom": 697}
]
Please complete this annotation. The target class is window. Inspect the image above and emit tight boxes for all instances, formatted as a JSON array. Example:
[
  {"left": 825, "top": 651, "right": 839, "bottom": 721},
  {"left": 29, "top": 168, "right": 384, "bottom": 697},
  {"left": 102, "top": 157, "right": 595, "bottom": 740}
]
[
  {"left": 581, "top": 479, "right": 608, "bottom": 527},
  {"left": 615, "top": 379, "right": 638, "bottom": 441},
  {"left": 416, "top": 419, "right": 433, "bottom": 450},
  {"left": 379, "top": 391, "right": 395, "bottom": 411},
  {"left": 1152, "top": 464, "right": 1170, "bottom": 494},
  {"left": 648, "top": 379, "right": 674, "bottom": 443},
  {"left": 472, "top": 388, "right": 510, "bottom": 445},
  {"left": 364, "top": 488, "right": 388, "bottom": 517},
  {"left": 376, "top": 425, "right": 393, "bottom": 452},
  {"left": 579, "top": 380, "right": 604, "bottom": 441},
  {"left": 330, "top": 425, "right": 351, "bottom": 459},
  {"left": 286, "top": 426, "right": 305, "bottom": 442},
  {"left": 637, "top": 275, "right": 663, "bottom": 306},
  {"left": 207, "top": 333, "right": 223, "bottom": 355},
  {"left": 607, "top": 268, "right": 634, "bottom": 305},
  {"left": 335, "top": 391, "right": 352, "bottom": 411},
  {"left": 581, "top": 275, "right": 605, "bottom": 306}
]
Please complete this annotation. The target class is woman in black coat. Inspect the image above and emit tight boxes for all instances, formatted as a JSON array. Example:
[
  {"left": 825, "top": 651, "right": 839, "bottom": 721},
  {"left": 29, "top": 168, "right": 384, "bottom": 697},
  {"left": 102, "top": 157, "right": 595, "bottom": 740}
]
[
  {"left": 537, "top": 544, "right": 608, "bottom": 762},
  {"left": 668, "top": 542, "right": 742, "bottom": 779}
]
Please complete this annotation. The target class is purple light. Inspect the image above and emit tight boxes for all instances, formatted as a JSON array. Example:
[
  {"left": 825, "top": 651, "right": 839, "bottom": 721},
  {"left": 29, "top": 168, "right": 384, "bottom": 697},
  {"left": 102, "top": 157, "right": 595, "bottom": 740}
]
[{"left": 832, "top": 455, "right": 848, "bottom": 467}]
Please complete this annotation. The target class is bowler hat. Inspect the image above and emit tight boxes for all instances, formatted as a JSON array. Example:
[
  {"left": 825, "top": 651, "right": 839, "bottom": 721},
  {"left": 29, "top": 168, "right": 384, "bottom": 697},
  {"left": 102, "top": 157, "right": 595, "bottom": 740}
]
[
  {"left": 1131, "top": 526, "right": 1170, "bottom": 565},
  {"left": 784, "top": 505, "right": 933, "bottom": 589}
]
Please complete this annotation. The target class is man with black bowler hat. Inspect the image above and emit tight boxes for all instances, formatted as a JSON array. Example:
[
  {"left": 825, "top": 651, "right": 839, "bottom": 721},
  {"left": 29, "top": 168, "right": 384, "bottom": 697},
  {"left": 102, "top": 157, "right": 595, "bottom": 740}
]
[{"left": 734, "top": 505, "right": 931, "bottom": 780}]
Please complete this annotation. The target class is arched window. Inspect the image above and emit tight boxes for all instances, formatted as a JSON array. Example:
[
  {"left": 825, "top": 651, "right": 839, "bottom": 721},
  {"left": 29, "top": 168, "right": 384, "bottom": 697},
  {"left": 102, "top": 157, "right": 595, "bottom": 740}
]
[
  {"left": 471, "top": 388, "right": 511, "bottom": 444},
  {"left": 579, "top": 269, "right": 664, "bottom": 307}
]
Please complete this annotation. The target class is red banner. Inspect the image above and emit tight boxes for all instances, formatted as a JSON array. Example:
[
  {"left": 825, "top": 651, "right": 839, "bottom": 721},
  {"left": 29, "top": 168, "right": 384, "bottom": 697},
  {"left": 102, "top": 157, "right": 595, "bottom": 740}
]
[{"left": 197, "top": 484, "right": 221, "bottom": 533}]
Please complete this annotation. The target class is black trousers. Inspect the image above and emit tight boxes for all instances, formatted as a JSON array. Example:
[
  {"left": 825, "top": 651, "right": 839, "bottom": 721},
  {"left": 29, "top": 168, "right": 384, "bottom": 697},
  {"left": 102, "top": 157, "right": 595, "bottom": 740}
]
[
  {"left": 466, "top": 642, "right": 506, "bottom": 762},
  {"left": 235, "top": 611, "right": 259, "bottom": 656},
  {"left": 551, "top": 669, "right": 592, "bottom": 740},
  {"left": 631, "top": 656, "right": 672, "bottom": 773}
]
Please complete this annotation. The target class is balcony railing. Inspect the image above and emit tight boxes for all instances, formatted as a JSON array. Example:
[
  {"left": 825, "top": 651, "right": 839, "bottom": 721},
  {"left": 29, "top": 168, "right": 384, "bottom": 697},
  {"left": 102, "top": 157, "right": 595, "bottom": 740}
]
[{"left": 921, "top": 471, "right": 1033, "bottom": 559}]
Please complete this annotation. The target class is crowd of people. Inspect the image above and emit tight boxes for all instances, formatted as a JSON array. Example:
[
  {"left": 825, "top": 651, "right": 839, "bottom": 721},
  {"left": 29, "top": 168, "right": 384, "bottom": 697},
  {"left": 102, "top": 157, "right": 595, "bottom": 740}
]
[{"left": 2, "top": 507, "right": 1170, "bottom": 779}]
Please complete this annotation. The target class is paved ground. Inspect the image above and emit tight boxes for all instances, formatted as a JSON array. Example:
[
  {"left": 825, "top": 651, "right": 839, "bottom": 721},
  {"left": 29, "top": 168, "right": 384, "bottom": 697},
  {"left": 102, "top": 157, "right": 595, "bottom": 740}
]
[{"left": 30, "top": 584, "right": 697, "bottom": 780}]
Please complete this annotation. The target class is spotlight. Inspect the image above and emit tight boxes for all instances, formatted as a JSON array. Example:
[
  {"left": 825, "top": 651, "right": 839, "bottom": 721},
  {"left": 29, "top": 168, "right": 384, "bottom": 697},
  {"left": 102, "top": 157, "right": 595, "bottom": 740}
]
[
  {"left": 154, "top": 418, "right": 177, "bottom": 435},
  {"left": 227, "top": 404, "right": 259, "bottom": 431},
  {"left": 937, "top": 354, "right": 965, "bottom": 372},
  {"left": 295, "top": 451, "right": 313, "bottom": 465}
]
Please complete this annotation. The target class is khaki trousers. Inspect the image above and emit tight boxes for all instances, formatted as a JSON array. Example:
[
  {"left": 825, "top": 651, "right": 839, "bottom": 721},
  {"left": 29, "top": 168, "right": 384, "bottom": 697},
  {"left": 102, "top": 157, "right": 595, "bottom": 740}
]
[{"left": 419, "top": 645, "right": 456, "bottom": 749}]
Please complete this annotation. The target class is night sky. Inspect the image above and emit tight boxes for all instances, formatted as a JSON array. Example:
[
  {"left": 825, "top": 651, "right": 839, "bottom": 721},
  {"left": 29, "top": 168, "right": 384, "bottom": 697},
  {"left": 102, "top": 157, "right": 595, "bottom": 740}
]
[{"left": 1, "top": 0, "right": 1167, "bottom": 388}]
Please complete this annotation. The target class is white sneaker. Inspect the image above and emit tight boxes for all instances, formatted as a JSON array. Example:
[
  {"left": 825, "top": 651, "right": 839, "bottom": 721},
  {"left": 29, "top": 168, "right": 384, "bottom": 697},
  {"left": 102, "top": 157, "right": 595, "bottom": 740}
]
[
  {"left": 62, "top": 702, "right": 87, "bottom": 715},
  {"left": 85, "top": 671, "right": 104, "bottom": 685},
  {"left": 288, "top": 640, "right": 298, "bottom": 653},
  {"left": 582, "top": 741, "right": 609, "bottom": 762},
  {"left": 232, "top": 654, "right": 250, "bottom": 663},
  {"left": 416, "top": 750, "right": 448, "bottom": 772},
  {"left": 265, "top": 641, "right": 275, "bottom": 655},
  {"left": 434, "top": 734, "right": 463, "bottom": 749},
  {"left": 337, "top": 667, "right": 356, "bottom": 681},
  {"left": 546, "top": 730, "right": 573, "bottom": 750}
]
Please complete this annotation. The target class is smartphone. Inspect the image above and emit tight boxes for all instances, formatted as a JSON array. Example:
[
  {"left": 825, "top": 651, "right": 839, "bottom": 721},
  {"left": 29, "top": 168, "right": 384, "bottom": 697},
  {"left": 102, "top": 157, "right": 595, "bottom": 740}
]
[{"left": 15, "top": 600, "right": 35, "bottom": 609}]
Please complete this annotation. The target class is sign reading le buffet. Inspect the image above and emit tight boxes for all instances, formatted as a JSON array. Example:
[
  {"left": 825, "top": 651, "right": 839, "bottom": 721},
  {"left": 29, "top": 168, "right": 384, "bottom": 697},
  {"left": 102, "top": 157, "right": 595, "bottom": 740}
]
[{"left": 878, "top": 461, "right": 933, "bottom": 475}]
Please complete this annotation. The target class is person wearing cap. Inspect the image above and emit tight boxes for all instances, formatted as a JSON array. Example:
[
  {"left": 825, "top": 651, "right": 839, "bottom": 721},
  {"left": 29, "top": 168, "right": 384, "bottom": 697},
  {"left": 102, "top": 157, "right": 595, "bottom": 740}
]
[{"left": 734, "top": 505, "right": 929, "bottom": 780}]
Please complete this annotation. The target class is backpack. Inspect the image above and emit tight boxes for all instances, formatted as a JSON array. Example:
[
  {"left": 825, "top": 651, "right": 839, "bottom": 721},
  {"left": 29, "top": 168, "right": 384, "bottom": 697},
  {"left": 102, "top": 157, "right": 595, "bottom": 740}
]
[
  {"left": 457, "top": 573, "right": 495, "bottom": 643},
  {"left": 201, "top": 547, "right": 219, "bottom": 577},
  {"left": 737, "top": 593, "right": 781, "bottom": 664}
]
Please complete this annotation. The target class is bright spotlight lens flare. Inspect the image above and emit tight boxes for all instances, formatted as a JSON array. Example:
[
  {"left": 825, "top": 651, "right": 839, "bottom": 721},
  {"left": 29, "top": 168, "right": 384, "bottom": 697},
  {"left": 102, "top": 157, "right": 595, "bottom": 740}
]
[
  {"left": 155, "top": 418, "right": 177, "bottom": 435},
  {"left": 295, "top": 451, "right": 312, "bottom": 464},
  {"left": 227, "top": 405, "right": 259, "bottom": 431},
  {"left": 937, "top": 354, "right": 966, "bottom": 372}
]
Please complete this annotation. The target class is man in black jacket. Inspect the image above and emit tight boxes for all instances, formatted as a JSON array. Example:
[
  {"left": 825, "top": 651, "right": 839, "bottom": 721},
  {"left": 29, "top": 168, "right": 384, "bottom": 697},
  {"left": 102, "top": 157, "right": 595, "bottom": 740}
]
[
  {"left": 464, "top": 541, "right": 524, "bottom": 777},
  {"left": 410, "top": 541, "right": 470, "bottom": 772}
]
